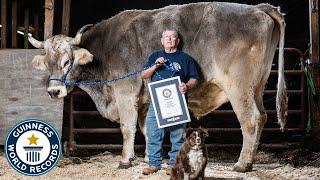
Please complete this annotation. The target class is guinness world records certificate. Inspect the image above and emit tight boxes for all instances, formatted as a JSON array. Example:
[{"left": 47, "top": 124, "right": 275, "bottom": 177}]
[{"left": 148, "top": 76, "right": 191, "bottom": 128}]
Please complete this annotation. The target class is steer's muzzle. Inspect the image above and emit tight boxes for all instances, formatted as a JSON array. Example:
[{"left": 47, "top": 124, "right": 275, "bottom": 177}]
[
  {"left": 48, "top": 89, "right": 60, "bottom": 98},
  {"left": 47, "top": 86, "right": 68, "bottom": 99}
]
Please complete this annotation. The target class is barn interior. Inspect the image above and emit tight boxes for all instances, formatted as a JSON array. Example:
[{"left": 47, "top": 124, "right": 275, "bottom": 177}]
[
  {"left": 1, "top": 0, "right": 318, "bottom": 157},
  {"left": 1, "top": 0, "right": 310, "bottom": 50}
]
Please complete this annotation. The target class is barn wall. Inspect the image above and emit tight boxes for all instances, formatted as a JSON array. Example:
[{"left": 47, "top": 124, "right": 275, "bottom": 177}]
[{"left": 0, "top": 49, "right": 63, "bottom": 144}]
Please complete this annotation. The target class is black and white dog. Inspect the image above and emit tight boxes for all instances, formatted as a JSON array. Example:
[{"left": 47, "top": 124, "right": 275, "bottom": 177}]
[{"left": 171, "top": 128, "right": 209, "bottom": 180}]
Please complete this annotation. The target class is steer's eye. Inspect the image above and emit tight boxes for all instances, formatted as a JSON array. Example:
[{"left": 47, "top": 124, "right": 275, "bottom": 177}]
[{"left": 63, "top": 60, "right": 70, "bottom": 67}]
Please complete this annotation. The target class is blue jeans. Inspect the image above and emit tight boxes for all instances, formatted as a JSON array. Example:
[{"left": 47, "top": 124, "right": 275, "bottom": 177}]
[{"left": 146, "top": 104, "right": 186, "bottom": 169}]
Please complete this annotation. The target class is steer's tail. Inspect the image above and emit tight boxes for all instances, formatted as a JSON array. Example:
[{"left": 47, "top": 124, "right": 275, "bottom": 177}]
[{"left": 257, "top": 4, "right": 288, "bottom": 131}]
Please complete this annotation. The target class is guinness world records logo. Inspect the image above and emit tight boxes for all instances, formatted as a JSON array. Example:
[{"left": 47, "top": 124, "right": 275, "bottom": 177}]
[
  {"left": 5, "top": 119, "right": 61, "bottom": 176},
  {"left": 162, "top": 88, "right": 172, "bottom": 98}
]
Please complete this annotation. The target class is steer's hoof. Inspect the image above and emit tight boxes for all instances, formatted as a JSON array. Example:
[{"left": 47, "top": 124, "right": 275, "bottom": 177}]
[
  {"left": 129, "top": 156, "right": 136, "bottom": 162},
  {"left": 232, "top": 163, "right": 252, "bottom": 173},
  {"left": 118, "top": 162, "right": 132, "bottom": 169}
]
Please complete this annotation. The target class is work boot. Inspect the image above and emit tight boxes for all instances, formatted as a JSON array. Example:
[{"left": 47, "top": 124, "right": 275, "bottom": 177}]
[
  {"left": 165, "top": 167, "right": 172, "bottom": 175},
  {"left": 142, "top": 166, "right": 159, "bottom": 175}
]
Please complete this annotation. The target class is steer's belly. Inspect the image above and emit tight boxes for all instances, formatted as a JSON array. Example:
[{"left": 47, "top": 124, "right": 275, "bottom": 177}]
[{"left": 188, "top": 82, "right": 229, "bottom": 118}]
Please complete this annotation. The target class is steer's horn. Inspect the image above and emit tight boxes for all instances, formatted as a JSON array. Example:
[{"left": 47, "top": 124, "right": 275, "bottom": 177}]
[
  {"left": 28, "top": 34, "right": 44, "bottom": 49},
  {"left": 71, "top": 24, "right": 93, "bottom": 45}
]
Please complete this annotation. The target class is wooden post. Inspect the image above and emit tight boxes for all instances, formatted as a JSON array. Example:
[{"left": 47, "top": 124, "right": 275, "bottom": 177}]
[
  {"left": 1, "top": 0, "right": 7, "bottom": 48},
  {"left": 309, "top": 0, "right": 320, "bottom": 129},
  {"left": 44, "top": 0, "right": 54, "bottom": 40},
  {"left": 61, "top": 0, "right": 71, "bottom": 35},
  {"left": 12, "top": 0, "right": 17, "bottom": 48},
  {"left": 24, "top": 8, "right": 29, "bottom": 49}
]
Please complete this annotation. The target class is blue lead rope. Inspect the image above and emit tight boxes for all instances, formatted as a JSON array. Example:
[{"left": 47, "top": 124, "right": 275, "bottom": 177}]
[{"left": 49, "top": 58, "right": 176, "bottom": 86}]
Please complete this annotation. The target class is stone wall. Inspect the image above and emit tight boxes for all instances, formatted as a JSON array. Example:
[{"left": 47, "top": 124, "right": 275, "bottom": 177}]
[{"left": 0, "top": 49, "right": 63, "bottom": 144}]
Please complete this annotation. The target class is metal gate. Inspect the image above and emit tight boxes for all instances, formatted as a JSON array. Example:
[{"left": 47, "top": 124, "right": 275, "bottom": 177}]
[{"left": 63, "top": 48, "right": 306, "bottom": 154}]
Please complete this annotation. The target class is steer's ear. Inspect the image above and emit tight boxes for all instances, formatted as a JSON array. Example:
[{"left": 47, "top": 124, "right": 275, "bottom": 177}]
[
  {"left": 73, "top": 48, "right": 93, "bottom": 65},
  {"left": 32, "top": 55, "right": 47, "bottom": 71}
]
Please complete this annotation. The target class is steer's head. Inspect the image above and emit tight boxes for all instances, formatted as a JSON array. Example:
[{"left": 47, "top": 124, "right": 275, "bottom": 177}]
[{"left": 29, "top": 24, "right": 93, "bottom": 98}]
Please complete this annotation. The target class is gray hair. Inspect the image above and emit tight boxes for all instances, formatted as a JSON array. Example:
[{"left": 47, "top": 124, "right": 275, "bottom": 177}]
[{"left": 162, "top": 29, "right": 179, "bottom": 38}]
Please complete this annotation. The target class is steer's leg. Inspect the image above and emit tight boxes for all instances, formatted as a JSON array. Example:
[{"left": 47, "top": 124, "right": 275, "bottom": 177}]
[
  {"left": 253, "top": 73, "right": 269, "bottom": 148},
  {"left": 225, "top": 88, "right": 265, "bottom": 172},
  {"left": 138, "top": 117, "right": 149, "bottom": 162},
  {"left": 118, "top": 104, "right": 138, "bottom": 169}
]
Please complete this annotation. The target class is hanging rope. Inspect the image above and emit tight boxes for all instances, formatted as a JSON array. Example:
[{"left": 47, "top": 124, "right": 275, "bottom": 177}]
[{"left": 303, "top": 58, "right": 319, "bottom": 132}]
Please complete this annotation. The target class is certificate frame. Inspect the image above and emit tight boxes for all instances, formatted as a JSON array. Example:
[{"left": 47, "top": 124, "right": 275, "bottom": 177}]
[{"left": 148, "top": 76, "right": 191, "bottom": 128}]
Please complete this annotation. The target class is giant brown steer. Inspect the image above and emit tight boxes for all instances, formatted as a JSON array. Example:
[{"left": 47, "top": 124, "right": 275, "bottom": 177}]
[{"left": 28, "top": 2, "right": 287, "bottom": 172}]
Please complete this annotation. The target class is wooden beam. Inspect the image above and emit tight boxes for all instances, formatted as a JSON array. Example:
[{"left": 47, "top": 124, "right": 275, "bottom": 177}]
[
  {"left": 61, "top": 0, "right": 71, "bottom": 35},
  {"left": 24, "top": 8, "right": 29, "bottom": 48},
  {"left": 309, "top": 0, "right": 320, "bottom": 129},
  {"left": 1, "top": 0, "right": 7, "bottom": 48},
  {"left": 44, "top": 0, "right": 54, "bottom": 40},
  {"left": 12, "top": 0, "right": 17, "bottom": 48}
]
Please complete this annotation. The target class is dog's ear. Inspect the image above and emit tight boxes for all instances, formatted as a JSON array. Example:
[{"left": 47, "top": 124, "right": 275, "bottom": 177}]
[
  {"left": 183, "top": 128, "right": 194, "bottom": 140},
  {"left": 182, "top": 132, "right": 187, "bottom": 140},
  {"left": 200, "top": 128, "right": 209, "bottom": 138}
]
